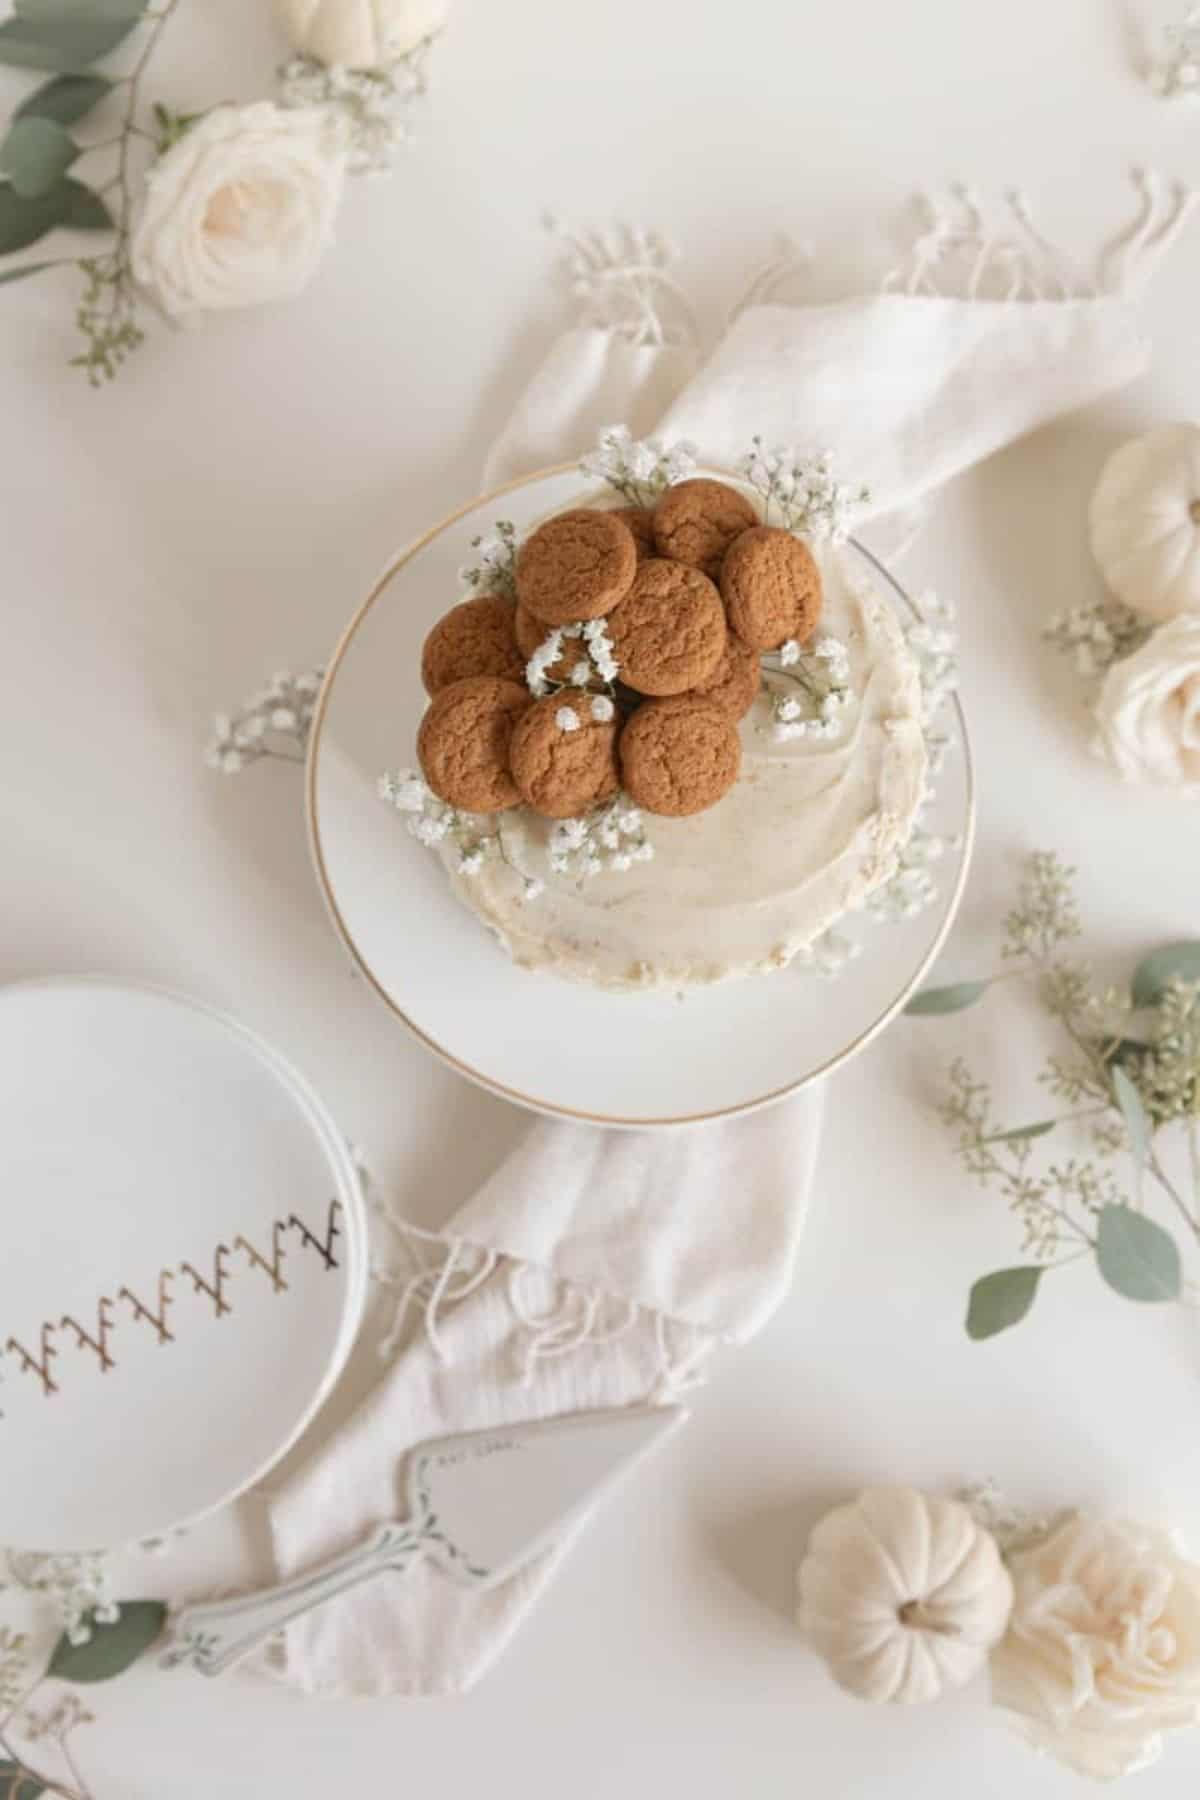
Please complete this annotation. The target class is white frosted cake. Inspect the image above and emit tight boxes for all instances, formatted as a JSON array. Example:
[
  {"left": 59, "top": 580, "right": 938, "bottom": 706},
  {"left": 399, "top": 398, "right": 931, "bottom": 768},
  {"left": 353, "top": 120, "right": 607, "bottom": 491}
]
[{"left": 384, "top": 457, "right": 929, "bottom": 994}]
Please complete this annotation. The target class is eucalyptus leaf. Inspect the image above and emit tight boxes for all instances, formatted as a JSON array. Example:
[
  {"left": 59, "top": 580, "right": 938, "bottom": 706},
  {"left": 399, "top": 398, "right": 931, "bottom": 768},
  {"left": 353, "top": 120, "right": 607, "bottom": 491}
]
[
  {"left": 980, "top": 1120, "right": 1057, "bottom": 1146},
  {"left": 0, "top": 11, "right": 141, "bottom": 71},
  {"left": 16, "top": 72, "right": 111, "bottom": 126},
  {"left": 0, "top": 179, "right": 67, "bottom": 252},
  {"left": 1096, "top": 1204, "right": 1181, "bottom": 1304},
  {"left": 1132, "top": 942, "right": 1200, "bottom": 1008},
  {"left": 60, "top": 178, "right": 112, "bottom": 230},
  {"left": 17, "top": 0, "right": 149, "bottom": 18},
  {"left": 966, "top": 1266, "right": 1042, "bottom": 1340},
  {"left": 904, "top": 979, "right": 991, "bottom": 1017},
  {"left": 1112, "top": 1064, "right": 1151, "bottom": 1177},
  {"left": 48, "top": 1600, "right": 167, "bottom": 1682},
  {"left": 0, "top": 1762, "right": 45, "bottom": 1799},
  {"left": 0, "top": 257, "right": 55, "bottom": 283},
  {"left": 0, "top": 116, "right": 78, "bottom": 198}
]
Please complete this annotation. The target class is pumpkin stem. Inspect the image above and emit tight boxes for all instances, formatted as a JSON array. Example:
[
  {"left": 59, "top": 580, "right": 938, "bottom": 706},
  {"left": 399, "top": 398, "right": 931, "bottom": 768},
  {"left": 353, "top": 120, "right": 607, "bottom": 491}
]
[{"left": 898, "top": 1600, "right": 961, "bottom": 1636}]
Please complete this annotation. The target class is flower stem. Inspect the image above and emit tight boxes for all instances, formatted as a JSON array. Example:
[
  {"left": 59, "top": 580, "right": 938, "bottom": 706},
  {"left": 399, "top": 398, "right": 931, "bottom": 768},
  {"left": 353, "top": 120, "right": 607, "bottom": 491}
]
[
  {"left": 0, "top": 1676, "right": 85, "bottom": 1800},
  {"left": 1148, "top": 1150, "right": 1200, "bottom": 1243}
]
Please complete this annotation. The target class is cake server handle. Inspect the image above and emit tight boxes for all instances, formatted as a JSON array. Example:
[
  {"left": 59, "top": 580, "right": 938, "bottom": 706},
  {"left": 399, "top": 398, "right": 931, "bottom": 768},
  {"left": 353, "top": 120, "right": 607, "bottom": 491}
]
[{"left": 163, "top": 1521, "right": 424, "bottom": 1677}]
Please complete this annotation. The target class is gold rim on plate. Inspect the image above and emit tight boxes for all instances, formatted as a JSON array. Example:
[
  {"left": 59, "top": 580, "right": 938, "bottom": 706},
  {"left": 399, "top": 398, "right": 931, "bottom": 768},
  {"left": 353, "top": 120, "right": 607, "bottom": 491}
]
[{"left": 305, "top": 465, "right": 976, "bottom": 1129}]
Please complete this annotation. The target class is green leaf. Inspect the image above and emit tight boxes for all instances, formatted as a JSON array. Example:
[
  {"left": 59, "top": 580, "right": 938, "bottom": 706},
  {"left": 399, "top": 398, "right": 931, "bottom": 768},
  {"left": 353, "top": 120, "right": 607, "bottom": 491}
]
[
  {"left": 0, "top": 4, "right": 143, "bottom": 71},
  {"left": 966, "top": 1267, "right": 1043, "bottom": 1340},
  {"left": 16, "top": 72, "right": 112, "bottom": 126},
  {"left": 1112, "top": 1064, "right": 1151, "bottom": 1177},
  {"left": 0, "top": 116, "right": 77, "bottom": 198},
  {"left": 980, "top": 1120, "right": 1057, "bottom": 1146},
  {"left": 904, "top": 979, "right": 991, "bottom": 1017},
  {"left": 18, "top": 0, "right": 149, "bottom": 18},
  {"left": 0, "top": 176, "right": 111, "bottom": 253},
  {"left": 60, "top": 178, "right": 112, "bottom": 230},
  {"left": 0, "top": 257, "right": 55, "bottom": 283},
  {"left": 1096, "top": 1204, "right": 1181, "bottom": 1304},
  {"left": 1132, "top": 942, "right": 1200, "bottom": 1008},
  {"left": 0, "top": 1761, "right": 45, "bottom": 1799},
  {"left": 0, "top": 179, "right": 66, "bottom": 251},
  {"left": 48, "top": 1601, "right": 167, "bottom": 1682}
]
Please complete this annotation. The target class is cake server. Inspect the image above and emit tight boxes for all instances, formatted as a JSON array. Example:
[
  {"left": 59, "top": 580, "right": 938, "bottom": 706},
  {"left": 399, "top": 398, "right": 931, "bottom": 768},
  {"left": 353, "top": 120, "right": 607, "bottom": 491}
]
[{"left": 164, "top": 1403, "right": 687, "bottom": 1676}]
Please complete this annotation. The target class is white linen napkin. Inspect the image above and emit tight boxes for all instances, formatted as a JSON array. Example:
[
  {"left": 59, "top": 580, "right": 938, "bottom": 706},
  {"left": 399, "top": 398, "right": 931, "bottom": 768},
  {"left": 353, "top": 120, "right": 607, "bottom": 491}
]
[{"left": 263, "top": 176, "right": 1188, "bottom": 1698}]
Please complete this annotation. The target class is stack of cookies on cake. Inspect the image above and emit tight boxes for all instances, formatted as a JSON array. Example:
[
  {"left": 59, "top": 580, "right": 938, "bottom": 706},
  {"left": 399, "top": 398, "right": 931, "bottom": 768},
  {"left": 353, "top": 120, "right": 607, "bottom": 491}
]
[{"left": 417, "top": 478, "right": 824, "bottom": 824}]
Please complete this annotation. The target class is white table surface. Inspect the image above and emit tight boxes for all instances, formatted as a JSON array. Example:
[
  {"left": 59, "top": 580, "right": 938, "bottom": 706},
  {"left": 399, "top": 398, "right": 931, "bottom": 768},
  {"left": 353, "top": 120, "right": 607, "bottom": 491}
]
[{"left": 5, "top": 0, "right": 1200, "bottom": 1792}]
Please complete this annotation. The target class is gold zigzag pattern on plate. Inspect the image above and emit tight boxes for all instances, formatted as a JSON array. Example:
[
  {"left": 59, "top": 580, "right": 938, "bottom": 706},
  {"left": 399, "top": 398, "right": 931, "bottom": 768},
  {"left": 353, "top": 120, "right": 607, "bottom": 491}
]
[{"left": 3, "top": 1199, "right": 343, "bottom": 1401}]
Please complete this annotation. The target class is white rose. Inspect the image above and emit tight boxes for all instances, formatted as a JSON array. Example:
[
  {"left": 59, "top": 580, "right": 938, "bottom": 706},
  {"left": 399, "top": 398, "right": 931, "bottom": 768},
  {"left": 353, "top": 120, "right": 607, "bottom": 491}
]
[
  {"left": 1092, "top": 613, "right": 1200, "bottom": 786},
  {"left": 131, "top": 105, "right": 344, "bottom": 319},
  {"left": 991, "top": 1515, "right": 1200, "bottom": 1780},
  {"left": 274, "top": 0, "right": 451, "bottom": 68}
]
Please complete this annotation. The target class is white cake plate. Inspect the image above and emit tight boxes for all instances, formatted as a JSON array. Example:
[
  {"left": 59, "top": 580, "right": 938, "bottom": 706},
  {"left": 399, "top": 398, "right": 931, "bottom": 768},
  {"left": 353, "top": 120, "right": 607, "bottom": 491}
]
[
  {"left": 307, "top": 465, "right": 974, "bottom": 1128},
  {"left": 0, "top": 979, "right": 367, "bottom": 1550}
]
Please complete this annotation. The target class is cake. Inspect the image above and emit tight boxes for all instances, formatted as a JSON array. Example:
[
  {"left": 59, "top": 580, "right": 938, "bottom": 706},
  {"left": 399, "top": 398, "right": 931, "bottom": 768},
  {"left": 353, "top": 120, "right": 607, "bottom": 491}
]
[{"left": 381, "top": 460, "right": 929, "bottom": 993}]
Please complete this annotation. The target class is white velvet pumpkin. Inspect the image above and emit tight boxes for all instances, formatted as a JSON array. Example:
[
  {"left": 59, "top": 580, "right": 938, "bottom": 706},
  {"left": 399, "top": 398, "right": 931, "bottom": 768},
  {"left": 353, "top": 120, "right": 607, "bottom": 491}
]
[
  {"left": 274, "top": 0, "right": 450, "bottom": 69},
  {"left": 1090, "top": 424, "right": 1200, "bottom": 622},
  {"left": 797, "top": 1487, "right": 1014, "bottom": 1705}
]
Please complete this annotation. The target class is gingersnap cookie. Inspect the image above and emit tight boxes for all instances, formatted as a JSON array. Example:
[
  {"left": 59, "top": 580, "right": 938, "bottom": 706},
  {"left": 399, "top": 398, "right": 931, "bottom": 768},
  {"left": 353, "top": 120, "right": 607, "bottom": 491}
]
[
  {"left": 514, "top": 602, "right": 593, "bottom": 686},
  {"left": 417, "top": 675, "right": 530, "bottom": 813},
  {"left": 515, "top": 508, "right": 637, "bottom": 626},
  {"left": 509, "top": 691, "right": 620, "bottom": 820},
  {"left": 652, "top": 478, "right": 758, "bottom": 578},
  {"left": 620, "top": 696, "right": 742, "bottom": 817},
  {"left": 614, "top": 505, "right": 656, "bottom": 559},
  {"left": 689, "top": 630, "right": 761, "bottom": 719},
  {"left": 606, "top": 558, "right": 727, "bottom": 697},
  {"left": 720, "top": 525, "right": 823, "bottom": 651},
  {"left": 421, "top": 594, "right": 524, "bottom": 696}
]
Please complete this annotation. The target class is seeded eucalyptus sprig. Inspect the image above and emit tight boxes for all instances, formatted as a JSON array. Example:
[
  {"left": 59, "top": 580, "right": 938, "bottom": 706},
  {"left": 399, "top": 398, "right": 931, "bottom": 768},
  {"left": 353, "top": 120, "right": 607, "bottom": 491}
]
[
  {"left": 0, "top": 0, "right": 183, "bottom": 382},
  {"left": 907, "top": 852, "right": 1200, "bottom": 1339}
]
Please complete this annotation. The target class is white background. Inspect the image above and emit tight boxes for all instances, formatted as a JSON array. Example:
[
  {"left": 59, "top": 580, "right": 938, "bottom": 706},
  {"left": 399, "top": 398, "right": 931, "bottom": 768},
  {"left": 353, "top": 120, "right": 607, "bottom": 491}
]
[{"left": 4, "top": 0, "right": 1200, "bottom": 1793}]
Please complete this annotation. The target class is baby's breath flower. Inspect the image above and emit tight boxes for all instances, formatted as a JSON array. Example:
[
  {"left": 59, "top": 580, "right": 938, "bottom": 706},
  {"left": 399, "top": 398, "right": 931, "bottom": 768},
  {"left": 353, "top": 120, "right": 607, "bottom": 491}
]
[
  {"left": 904, "top": 596, "right": 959, "bottom": 724},
  {"left": 5, "top": 1550, "right": 117, "bottom": 1646},
  {"left": 278, "top": 51, "right": 426, "bottom": 175},
  {"left": 460, "top": 519, "right": 517, "bottom": 597},
  {"left": 556, "top": 705, "right": 582, "bottom": 731},
  {"left": 1043, "top": 598, "right": 1151, "bottom": 678},
  {"left": 764, "top": 632, "right": 854, "bottom": 743},
  {"left": 795, "top": 929, "right": 863, "bottom": 978},
  {"left": 580, "top": 428, "right": 696, "bottom": 505},
  {"left": 544, "top": 794, "right": 654, "bottom": 882},
  {"left": 379, "top": 766, "right": 554, "bottom": 905},
  {"left": 206, "top": 668, "right": 323, "bottom": 774},
  {"left": 525, "top": 616, "right": 619, "bottom": 697},
  {"left": 739, "top": 438, "right": 870, "bottom": 541},
  {"left": 590, "top": 694, "right": 615, "bottom": 722},
  {"left": 865, "top": 831, "right": 943, "bottom": 921},
  {"left": 1148, "top": 6, "right": 1200, "bottom": 96}
]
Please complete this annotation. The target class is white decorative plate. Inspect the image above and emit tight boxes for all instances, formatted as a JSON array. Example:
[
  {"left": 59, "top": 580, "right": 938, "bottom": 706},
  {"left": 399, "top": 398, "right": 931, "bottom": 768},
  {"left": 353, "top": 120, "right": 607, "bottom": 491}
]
[
  {"left": 0, "top": 979, "right": 366, "bottom": 1551},
  {"left": 308, "top": 466, "right": 973, "bottom": 1128}
]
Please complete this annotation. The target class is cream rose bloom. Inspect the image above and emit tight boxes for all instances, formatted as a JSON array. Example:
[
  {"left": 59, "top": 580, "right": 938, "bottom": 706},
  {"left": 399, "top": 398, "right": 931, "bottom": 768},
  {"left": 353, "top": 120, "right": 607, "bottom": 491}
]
[
  {"left": 991, "top": 1515, "right": 1200, "bottom": 1780},
  {"left": 1092, "top": 613, "right": 1200, "bottom": 786},
  {"left": 274, "top": 0, "right": 451, "bottom": 68},
  {"left": 131, "top": 104, "right": 345, "bottom": 319}
]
